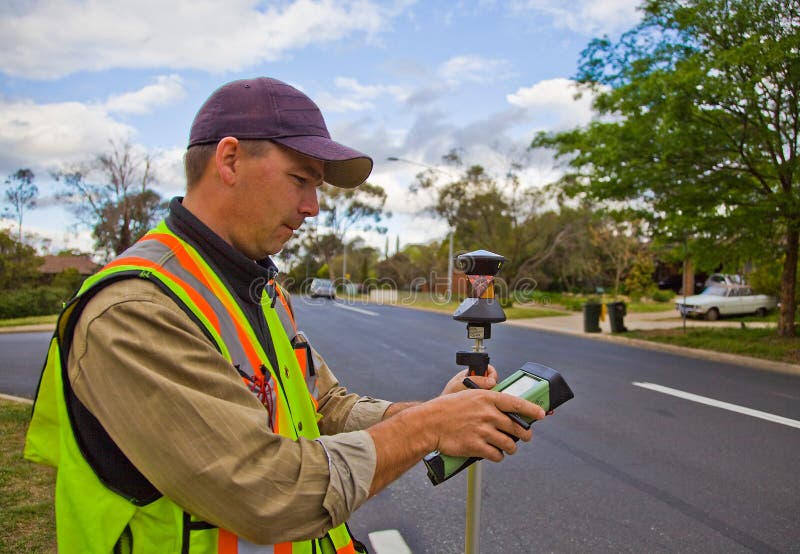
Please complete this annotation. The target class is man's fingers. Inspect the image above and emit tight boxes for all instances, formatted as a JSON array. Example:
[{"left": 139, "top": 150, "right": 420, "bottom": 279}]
[
  {"left": 469, "top": 375, "right": 497, "bottom": 389},
  {"left": 493, "top": 391, "right": 545, "bottom": 421}
]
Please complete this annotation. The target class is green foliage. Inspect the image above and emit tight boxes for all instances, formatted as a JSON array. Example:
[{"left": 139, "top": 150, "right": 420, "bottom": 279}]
[
  {"left": 0, "top": 228, "right": 41, "bottom": 290},
  {"left": 3, "top": 168, "right": 38, "bottom": 243},
  {"left": 51, "top": 268, "right": 86, "bottom": 296},
  {"left": 624, "top": 254, "right": 657, "bottom": 301},
  {"left": 531, "top": 0, "right": 800, "bottom": 335},
  {"left": 316, "top": 264, "right": 329, "bottom": 278},
  {"left": 748, "top": 257, "right": 799, "bottom": 300},
  {"left": 651, "top": 289, "right": 675, "bottom": 303},
  {"left": 299, "top": 181, "right": 389, "bottom": 279},
  {"left": 0, "top": 286, "right": 69, "bottom": 319}
]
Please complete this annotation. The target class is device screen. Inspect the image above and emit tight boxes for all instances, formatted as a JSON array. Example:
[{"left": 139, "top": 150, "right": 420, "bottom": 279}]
[{"left": 502, "top": 374, "right": 537, "bottom": 398}]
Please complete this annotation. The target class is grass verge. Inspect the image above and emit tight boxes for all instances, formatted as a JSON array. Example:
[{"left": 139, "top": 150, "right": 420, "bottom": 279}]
[
  {"left": 0, "top": 314, "right": 58, "bottom": 328},
  {"left": 0, "top": 399, "right": 56, "bottom": 553},
  {"left": 627, "top": 327, "right": 800, "bottom": 365},
  {"left": 386, "top": 296, "right": 570, "bottom": 319}
]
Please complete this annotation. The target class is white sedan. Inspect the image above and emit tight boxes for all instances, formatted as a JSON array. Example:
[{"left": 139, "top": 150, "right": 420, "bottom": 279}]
[{"left": 675, "top": 286, "right": 777, "bottom": 321}]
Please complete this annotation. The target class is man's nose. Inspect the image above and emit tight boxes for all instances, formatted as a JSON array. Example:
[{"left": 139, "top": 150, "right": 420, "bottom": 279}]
[{"left": 301, "top": 185, "right": 320, "bottom": 217}]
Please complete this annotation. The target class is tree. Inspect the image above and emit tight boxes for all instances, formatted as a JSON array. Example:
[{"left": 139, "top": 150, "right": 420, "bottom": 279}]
[
  {"left": 0, "top": 228, "right": 41, "bottom": 289},
  {"left": 412, "top": 150, "right": 573, "bottom": 289},
  {"left": 300, "top": 182, "right": 389, "bottom": 278},
  {"left": 3, "top": 168, "right": 38, "bottom": 243},
  {"left": 532, "top": 0, "right": 800, "bottom": 336},
  {"left": 57, "top": 141, "right": 167, "bottom": 259}
]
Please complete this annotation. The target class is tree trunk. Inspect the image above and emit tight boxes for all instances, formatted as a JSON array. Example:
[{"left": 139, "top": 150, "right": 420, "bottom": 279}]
[
  {"left": 777, "top": 227, "right": 798, "bottom": 337},
  {"left": 682, "top": 258, "right": 695, "bottom": 296}
]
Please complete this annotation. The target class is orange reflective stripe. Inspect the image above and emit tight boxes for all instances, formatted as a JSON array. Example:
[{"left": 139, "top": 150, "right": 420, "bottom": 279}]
[
  {"left": 218, "top": 529, "right": 238, "bottom": 553},
  {"left": 140, "top": 234, "right": 284, "bottom": 432},
  {"left": 274, "top": 543, "right": 292, "bottom": 554},
  {"left": 274, "top": 285, "right": 297, "bottom": 332},
  {"left": 336, "top": 540, "right": 356, "bottom": 554},
  {"left": 105, "top": 257, "right": 223, "bottom": 335},
  {"left": 141, "top": 233, "right": 217, "bottom": 292}
]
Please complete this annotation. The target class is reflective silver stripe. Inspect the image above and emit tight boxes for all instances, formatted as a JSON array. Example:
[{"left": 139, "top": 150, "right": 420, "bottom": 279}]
[
  {"left": 122, "top": 237, "right": 280, "bottom": 424},
  {"left": 236, "top": 538, "right": 275, "bottom": 553},
  {"left": 273, "top": 291, "right": 319, "bottom": 399}
]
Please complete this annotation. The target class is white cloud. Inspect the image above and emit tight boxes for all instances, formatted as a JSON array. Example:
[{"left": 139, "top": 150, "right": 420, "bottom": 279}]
[
  {"left": 0, "top": 0, "right": 388, "bottom": 79},
  {"left": 0, "top": 77, "right": 185, "bottom": 175},
  {"left": 0, "top": 98, "right": 134, "bottom": 172},
  {"left": 513, "top": 0, "right": 641, "bottom": 36},
  {"left": 439, "top": 55, "right": 511, "bottom": 85},
  {"left": 151, "top": 147, "right": 187, "bottom": 196},
  {"left": 104, "top": 75, "right": 186, "bottom": 115},
  {"left": 315, "top": 77, "right": 407, "bottom": 113},
  {"left": 507, "top": 78, "right": 601, "bottom": 130}
]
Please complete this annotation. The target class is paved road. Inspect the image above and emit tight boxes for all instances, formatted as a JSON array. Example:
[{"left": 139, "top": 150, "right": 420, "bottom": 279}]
[
  {"left": 0, "top": 330, "right": 50, "bottom": 398},
  {"left": 2, "top": 300, "right": 799, "bottom": 552},
  {"left": 291, "top": 299, "right": 800, "bottom": 553}
]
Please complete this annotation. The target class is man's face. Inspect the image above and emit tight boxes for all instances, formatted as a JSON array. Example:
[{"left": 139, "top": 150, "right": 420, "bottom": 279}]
[{"left": 229, "top": 142, "right": 322, "bottom": 259}]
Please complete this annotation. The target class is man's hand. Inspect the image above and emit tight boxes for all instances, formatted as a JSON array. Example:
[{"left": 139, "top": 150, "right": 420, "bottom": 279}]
[
  {"left": 367, "top": 383, "right": 546, "bottom": 496},
  {"left": 440, "top": 365, "right": 498, "bottom": 395},
  {"left": 423, "top": 388, "right": 544, "bottom": 461}
]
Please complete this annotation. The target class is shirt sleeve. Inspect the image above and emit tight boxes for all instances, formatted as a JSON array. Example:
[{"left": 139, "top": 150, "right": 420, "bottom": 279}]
[
  {"left": 68, "top": 278, "right": 375, "bottom": 544},
  {"left": 312, "top": 346, "right": 392, "bottom": 435}
]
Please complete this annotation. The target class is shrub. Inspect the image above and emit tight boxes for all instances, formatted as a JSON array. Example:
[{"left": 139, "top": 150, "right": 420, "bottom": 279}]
[
  {"left": 651, "top": 289, "right": 674, "bottom": 303},
  {"left": 0, "top": 286, "right": 70, "bottom": 319}
]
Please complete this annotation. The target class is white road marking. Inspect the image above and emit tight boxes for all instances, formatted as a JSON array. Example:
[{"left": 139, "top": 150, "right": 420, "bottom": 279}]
[
  {"left": 633, "top": 382, "right": 800, "bottom": 429},
  {"left": 333, "top": 303, "right": 380, "bottom": 317},
  {"left": 368, "top": 529, "right": 412, "bottom": 554}
]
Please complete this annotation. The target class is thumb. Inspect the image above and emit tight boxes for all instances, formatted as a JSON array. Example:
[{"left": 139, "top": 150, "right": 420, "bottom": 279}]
[{"left": 467, "top": 375, "right": 497, "bottom": 390}]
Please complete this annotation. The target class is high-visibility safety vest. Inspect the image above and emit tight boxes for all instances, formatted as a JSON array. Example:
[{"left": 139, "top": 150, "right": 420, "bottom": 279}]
[{"left": 25, "top": 221, "right": 363, "bottom": 554}]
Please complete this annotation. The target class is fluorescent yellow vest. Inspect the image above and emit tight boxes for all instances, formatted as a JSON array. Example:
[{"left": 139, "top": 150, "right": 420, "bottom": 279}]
[{"left": 25, "top": 222, "right": 361, "bottom": 554}]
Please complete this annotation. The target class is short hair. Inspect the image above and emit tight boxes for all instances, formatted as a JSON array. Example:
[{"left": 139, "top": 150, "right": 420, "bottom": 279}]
[{"left": 184, "top": 139, "right": 273, "bottom": 190}]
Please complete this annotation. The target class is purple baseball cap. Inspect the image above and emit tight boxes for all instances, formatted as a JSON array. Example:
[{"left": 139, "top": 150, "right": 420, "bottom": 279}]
[{"left": 188, "top": 77, "right": 373, "bottom": 188}]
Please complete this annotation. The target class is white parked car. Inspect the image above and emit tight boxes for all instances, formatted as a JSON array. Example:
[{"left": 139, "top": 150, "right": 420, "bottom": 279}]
[
  {"left": 675, "top": 285, "right": 777, "bottom": 320},
  {"left": 309, "top": 278, "right": 336, "bottom": 299}
]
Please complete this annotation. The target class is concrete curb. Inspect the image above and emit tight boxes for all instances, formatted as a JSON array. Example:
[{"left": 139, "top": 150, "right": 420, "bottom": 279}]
[
  {"left": 0, "top": 323, "right": 55, "bottom": 334},
  {"left": 0, "top": 392, "right": 33, "bottom": 404},
  {"left": 505, "top": 319, "right": 800, "bottom": 377}
]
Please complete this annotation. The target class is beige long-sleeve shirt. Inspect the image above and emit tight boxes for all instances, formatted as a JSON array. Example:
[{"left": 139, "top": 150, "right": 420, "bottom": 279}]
[{"left": 68, "top": 277, "right": 391, "bottom": 545}]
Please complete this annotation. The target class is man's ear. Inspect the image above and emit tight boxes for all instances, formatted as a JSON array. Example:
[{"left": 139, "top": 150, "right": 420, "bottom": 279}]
[{"left": 215, "top": 137, "right": 241, "bottom": 186}]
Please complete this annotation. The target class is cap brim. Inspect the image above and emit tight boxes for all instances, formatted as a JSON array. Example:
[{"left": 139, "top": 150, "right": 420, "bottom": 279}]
[{"left": 274, "top": 136, "right": 373, "bottom": 189}]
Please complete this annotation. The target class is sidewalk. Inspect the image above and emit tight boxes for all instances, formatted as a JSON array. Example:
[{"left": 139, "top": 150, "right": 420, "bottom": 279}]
[{"left": 506, "top": 310, "right": 799, "bottom": 376}]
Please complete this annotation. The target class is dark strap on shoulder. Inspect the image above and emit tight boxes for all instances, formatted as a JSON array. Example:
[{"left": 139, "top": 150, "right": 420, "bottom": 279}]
[{"left": 61, "top": 271, "right": 222, "bottom": 506}]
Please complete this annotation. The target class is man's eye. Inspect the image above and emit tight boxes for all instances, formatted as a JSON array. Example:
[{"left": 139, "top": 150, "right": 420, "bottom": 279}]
[{"left": 291, "top": 174, "right": 307, "bottom": 185}]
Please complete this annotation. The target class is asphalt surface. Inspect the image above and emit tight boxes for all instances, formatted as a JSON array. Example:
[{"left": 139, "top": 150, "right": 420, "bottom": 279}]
[
  {"left": 291, "top": 299, "right": 799, "bottom": 553},
  {"left": 2, "top": 300, "right": 798, "bottom": 552}
]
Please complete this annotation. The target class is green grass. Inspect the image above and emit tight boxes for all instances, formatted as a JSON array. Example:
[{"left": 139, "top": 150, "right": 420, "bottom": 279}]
[
  {"left": 388, "top": 295, "right": 570, "bottom": 319},
  {"left": 627, "top": 327, "right": 800, "bottom": 365},
  {"left": 0, "top": 314, "right": 57, "bottom": 328},
  {"left": 0, "top": 400, "right": 56, "bottom": 553}
]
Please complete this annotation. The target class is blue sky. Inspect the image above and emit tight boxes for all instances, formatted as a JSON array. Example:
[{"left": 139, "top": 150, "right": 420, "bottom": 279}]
[{"left": 0, "top": 0, "right": 642, "bottom": 256}]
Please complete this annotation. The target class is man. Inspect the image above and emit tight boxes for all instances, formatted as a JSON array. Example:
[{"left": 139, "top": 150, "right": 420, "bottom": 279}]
[{"left": 25, "top": 77, "right": 544, "bottom": 553}]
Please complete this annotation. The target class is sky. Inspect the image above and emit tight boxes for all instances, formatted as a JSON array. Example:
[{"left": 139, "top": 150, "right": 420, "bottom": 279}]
[{"left": 0, "top": 0, "right": 644, "bottom": 259}]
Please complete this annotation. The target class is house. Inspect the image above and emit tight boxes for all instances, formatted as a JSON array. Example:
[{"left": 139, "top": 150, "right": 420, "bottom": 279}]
[{"left": 38, "top": 255, "right": 100, "bottom": 283}]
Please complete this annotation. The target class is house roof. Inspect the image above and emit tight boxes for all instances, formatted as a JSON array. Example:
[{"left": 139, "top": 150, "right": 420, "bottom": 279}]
[{"left": 39, "top": 255, "right": 100, "bottom": 275}]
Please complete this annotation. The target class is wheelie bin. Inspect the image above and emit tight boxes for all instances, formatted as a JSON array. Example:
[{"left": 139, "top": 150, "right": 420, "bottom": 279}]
[
  {"left": 582, "top": 303, "right": 602, "bottom": 333},
  {"left": 606, "top": 301, "right": 627, "bottom": 333}
]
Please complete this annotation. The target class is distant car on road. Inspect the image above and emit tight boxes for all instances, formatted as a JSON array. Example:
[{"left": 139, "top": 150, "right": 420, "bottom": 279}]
[
  {"left": 675, "top": 285, "right": 777, "bottom": 320},
  {"left": 309, "top": 278, "right": 336, "bottom": 299}
]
